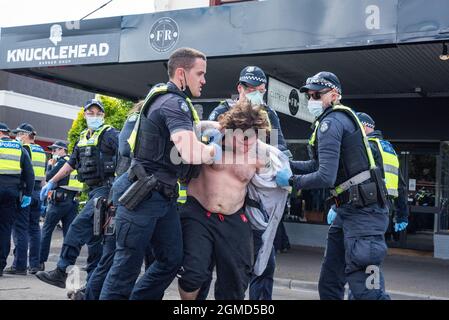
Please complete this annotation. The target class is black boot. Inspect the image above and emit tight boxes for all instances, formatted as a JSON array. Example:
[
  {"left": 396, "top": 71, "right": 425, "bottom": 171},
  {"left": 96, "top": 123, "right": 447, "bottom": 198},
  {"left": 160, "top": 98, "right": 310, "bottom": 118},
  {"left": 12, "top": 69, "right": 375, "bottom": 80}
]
[{"left": 35, "top": 267, "right": 67, "bottom": 288}]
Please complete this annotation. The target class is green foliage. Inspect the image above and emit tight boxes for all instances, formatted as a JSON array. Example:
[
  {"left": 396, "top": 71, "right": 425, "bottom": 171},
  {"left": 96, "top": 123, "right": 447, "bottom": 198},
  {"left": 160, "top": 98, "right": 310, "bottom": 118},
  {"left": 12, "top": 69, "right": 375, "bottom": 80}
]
[{"left": 67, "top": 95, "right": 133, "bottom": 152}]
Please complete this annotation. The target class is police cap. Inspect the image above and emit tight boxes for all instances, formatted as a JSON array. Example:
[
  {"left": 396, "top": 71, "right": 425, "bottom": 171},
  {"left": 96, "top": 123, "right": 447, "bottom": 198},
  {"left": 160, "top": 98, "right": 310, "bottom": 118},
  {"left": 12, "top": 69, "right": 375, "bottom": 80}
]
[
  {"left": 300, "top": 71, "right": 342, "bottom": 94},
  {"left": 238, "top": 66, "right": 267, "bottom": 87},
  {"left": 12, "top": 123, "right": 36, "bottom": 135},
  {"left": 84, "top": 99, "right": 105, "bottom": 113}
]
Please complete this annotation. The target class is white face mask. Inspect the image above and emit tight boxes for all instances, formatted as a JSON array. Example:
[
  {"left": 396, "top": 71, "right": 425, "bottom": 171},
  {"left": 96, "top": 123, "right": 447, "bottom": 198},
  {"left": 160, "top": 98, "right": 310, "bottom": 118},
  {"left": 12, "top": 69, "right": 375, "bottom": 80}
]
[
  {"left": 245, "top": 91, "right": 265, "bottom": 105},
  {"left": 52, "top": 154, "right": 60, "bottom": 160},
  {"left": 307, "top": 100, "right": 324, "bottom": 118}
]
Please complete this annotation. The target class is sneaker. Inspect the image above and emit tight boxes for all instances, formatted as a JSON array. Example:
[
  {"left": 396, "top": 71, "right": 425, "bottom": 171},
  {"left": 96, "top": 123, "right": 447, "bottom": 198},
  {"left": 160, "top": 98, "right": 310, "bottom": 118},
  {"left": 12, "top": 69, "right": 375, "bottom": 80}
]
[
  {"left": 35, "top": 268, "right": 67, "bottom": 289},
  {"left": 3, "top": 266, "right": 27, "bottom": 275}
]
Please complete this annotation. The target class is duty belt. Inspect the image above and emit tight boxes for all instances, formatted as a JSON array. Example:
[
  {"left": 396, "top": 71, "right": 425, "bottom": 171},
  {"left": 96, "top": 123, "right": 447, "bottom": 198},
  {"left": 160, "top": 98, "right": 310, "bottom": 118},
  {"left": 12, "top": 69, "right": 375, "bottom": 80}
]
[
  {"left": 154, "top": 181, "right": 178, "bottom": 199},
  {"left": 330, "top": 170, "right": 371, "bottom": 197}
]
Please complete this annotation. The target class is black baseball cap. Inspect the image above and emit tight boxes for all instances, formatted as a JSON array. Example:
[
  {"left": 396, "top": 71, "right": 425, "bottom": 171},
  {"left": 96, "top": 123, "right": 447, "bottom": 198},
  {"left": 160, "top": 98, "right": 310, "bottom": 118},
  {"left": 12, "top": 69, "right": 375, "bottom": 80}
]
[
  {"left": 84, "top": 99, "right": 105, "bottom": 113},
  {"left": 0, "top": 122, "right": 10, "bottom": 133},
  {"left": 12, "top": 123, "right": 36, "bottom": 135},
  {"left": 47, "top": 140, "right": 68, "bottom": 150},
  {"left": 238, "top": 66, "right": 267, "bottom": 87},
  {"left": 300, "top": 71, "right": 342, "bottom": 94}
]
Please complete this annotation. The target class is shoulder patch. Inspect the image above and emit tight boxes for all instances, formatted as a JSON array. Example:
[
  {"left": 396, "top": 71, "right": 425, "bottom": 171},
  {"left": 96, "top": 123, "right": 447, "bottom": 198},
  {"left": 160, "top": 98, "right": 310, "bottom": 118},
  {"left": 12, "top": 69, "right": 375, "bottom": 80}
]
[
  {"left": 179, "top": 100, "right": 190, "bottom": 113},
  {"left": 320, "top": 121, "right": 331, "bottom": 133},
  {"left": 209, "top": 111, "right": 217, "bottom": 121}
]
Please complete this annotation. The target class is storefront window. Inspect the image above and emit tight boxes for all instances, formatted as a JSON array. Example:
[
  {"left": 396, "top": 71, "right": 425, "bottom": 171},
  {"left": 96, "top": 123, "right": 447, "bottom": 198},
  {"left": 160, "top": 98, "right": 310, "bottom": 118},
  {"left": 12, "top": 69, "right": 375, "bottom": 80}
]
[
  {"left": 438, "top": 142, "right": 449, "bottom": 233},
  {"left": 285, "top": 142, "right": 328, "bottom": 224}
]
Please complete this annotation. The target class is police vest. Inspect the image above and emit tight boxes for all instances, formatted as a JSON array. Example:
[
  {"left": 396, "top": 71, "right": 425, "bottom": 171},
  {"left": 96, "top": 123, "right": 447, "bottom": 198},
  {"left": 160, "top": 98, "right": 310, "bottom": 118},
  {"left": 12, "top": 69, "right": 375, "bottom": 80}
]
[
  {"left": 308, "top": 105, "right": 376, "bottom": 193},
  {"left": 369, "top": 137, "right": 399, "bottom": 198},
  {"left": 0, "top": 139, "right": 22, "bottom": 176},
  {"left": 77, "top": 125, "right": 116, "bottom": 187},
  {"left": 116, "top": 112, "right": 139, "bottom": 177},
  {"left": 25, "top": 143, "right": 46, "bottom": 181},
  {"left": 58, "top": 156, "right": 84, "bottom": 192},
  {"left": 177, "top": 182, "right": 187, "bottom": 204},
  {"left": 128, "top": 84, "right": 200, "bottom": 182}
]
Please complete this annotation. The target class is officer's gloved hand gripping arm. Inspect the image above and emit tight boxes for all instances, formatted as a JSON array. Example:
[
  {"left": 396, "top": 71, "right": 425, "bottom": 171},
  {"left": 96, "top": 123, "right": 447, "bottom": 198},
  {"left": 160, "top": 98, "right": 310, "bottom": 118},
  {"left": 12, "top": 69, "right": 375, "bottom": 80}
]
[
  {"left": 20, "top": 148, "right": 35, "bottom": 207},
  {"left": 276, "top": 116, "right": 343, "bottom": 190},
  {"left": 171, "top": 130, "right": 221, "bottom": 165}
]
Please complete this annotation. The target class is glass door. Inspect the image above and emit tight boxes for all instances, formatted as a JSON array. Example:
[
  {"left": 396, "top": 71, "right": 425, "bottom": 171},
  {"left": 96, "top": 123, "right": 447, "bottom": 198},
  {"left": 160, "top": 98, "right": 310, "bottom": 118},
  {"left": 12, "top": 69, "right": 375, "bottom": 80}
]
[{"left": 390, "top": 143, "right": 440, "bottom": 251}]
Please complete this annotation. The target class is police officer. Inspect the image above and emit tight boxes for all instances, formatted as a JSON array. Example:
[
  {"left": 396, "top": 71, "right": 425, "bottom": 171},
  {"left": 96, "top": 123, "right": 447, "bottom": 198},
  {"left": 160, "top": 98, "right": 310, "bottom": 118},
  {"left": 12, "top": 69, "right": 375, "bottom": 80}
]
[
  {"left": 206, "top": 66, "right": 290, "bottom": 300},
  {"left": 209, "top": 66, "right": 290, "bottom": 157},
  {"left": 0, "top": 123, "right": 34, "bottom": 276},
  {"left": 276, "top": 71, "right": 391, "bottom": 300},
  {"left": 356, "top": 112, "right": 408, "bottom": 234},
  {"left": 39, "top": 140, "right": 83, "bottom": 271},
  {"left": 83, "top": 101, "right": 144, "bottom": 300},
  {"left": 100, "top": 47, "right": 220, "bottom": 300},
  {"left": 5, "top": 123, "right": 45, "bottom": 275},
  {"left": 36, "top": 99, "right": 118, "bottom": 288}
]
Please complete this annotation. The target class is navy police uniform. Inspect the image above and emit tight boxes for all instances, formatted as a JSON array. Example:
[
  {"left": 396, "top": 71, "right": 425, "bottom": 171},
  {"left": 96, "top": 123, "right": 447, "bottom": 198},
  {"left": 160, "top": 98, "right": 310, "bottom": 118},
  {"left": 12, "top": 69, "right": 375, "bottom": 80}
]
[
  {"left": 39, "top": 141, "right": 79, "bottom": 268},
  {"left": 100, "top": 81, "right": 199, "bottom": 300},
  {"left": 0, "top": 123, "right": 34, "bottom": 275},
  {"left": 36, "top": 102, "right": 118, "bottom": 288},
  {"left": 290, "top": 72, "right": 390, "bottom": 300},
  {"left": 85, "top": 111, "right": 142, "bottom": 300},
  {"left": 9, "top": 123, "right": 44, "bottom": 274}
]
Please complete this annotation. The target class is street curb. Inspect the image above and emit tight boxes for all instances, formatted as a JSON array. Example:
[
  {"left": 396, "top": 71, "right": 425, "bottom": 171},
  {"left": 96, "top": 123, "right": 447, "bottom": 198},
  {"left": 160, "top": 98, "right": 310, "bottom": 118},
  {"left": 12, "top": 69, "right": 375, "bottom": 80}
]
[{"left": 273, "top": 277, "right": 448, "bottom": 300}]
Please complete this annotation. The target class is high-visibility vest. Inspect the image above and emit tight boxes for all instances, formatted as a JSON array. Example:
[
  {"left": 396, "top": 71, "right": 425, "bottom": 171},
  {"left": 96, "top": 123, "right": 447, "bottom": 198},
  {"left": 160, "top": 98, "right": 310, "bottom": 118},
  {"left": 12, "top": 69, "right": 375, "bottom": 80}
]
[
  {"left": 177, "top": 182, "right": 187, "bottom": 204},
  {"left": 59, "top": 156, "right": 84, "bottom": 192},
  {"left": 369, "top": 137, "right": 399, "bottom": 198},
  {"left": 0, "top": 139, "right": 22, "bottom": 176},
  {"left": 78, "top": 125, "right": 112, "bottom": 147},
  {"left": 25, "top": 143, "right": 46, "bottom": 181},
  {"left": 308, "top": 105, "right": 376, "bottom": 195},
  {"left": 128, "top": 84, "right": 200, "bottom": 154}
]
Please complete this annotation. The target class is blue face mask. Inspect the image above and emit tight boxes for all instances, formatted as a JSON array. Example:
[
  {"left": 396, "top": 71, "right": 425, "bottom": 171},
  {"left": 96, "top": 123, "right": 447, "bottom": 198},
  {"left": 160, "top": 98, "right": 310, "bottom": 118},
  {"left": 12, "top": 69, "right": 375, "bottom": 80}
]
[
  {"left": 86, "top": 116, "right": 104, "bottom": 130},
  {"left": 307, "top": 100, "right": 324, "bottom": 118},
  {"left": 245, "top": 91, "right": 265, "bottom": 105}
]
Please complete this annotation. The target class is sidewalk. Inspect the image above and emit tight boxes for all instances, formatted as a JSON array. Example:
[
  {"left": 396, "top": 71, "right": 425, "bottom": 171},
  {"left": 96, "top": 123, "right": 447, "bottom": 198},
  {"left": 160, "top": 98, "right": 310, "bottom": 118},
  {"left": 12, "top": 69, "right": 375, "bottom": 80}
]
[
  {"left": 273, "top": 245, "right": 449, "bottom": 299},
  {"left": 1, "top": 229, "right": 448, "bottom": 300}
]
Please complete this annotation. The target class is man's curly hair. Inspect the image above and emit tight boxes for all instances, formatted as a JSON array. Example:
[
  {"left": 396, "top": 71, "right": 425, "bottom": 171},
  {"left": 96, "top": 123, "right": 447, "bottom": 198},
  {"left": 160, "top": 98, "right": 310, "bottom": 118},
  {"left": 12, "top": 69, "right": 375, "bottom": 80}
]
[{"left": 218, "top": 100, "right": 271, "bottom": 133}]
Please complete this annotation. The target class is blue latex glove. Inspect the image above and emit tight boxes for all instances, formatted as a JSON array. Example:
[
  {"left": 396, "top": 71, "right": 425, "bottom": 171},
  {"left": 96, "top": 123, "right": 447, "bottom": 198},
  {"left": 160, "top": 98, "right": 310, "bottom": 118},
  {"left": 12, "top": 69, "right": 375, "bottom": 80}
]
[
  {"left": 327, "top": 207, "right": 337, "bottom": 225},
  {"left": 394, "top": 222, "right": 408, "bottom": 232},
  {"left": 211, "top": 143, "right": 222, "bottom": 162},
  {"left": 275, "top": 168, "right": 292, "bottom": 187},
  {"left": 21, "top": 196, "right": 32, "bottom": 208},
  {"left": 201, "top": 128, "right": 223, "bottom": 145},
  {"left": 40, "top": 181, "right": 56, "bottom": 201}
]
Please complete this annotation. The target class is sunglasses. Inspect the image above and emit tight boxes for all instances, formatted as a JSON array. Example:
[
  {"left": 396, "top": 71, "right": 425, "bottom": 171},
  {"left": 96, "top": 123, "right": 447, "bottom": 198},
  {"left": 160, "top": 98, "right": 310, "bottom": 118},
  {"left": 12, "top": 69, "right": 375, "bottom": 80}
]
[{"left": 305, "top": 90, "right": 331, "bottom": 100}]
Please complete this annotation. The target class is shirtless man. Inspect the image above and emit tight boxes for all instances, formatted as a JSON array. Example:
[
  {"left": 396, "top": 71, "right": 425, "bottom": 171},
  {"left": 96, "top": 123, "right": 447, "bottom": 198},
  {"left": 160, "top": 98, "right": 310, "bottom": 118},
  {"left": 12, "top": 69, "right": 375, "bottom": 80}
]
[{"left": 177, "top": 101, "right": 272, "bottom": 300}]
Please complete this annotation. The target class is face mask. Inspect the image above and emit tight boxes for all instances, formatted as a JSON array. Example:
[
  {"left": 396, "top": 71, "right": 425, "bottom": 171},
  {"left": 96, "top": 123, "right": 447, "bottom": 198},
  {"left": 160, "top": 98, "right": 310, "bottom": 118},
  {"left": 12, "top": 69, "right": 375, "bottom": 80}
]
[
  {"left": 245, "top": 91, "right": 265, "bottom": 105},
  {"left": 86, "top": 116, "right": 104, "bottom": 130},
  {"left": 52, "top": 154, "right": 60, "bottom": 160},
  {"left": 182, "top": 71, "right": 194, "bottom": 99},
  {"left": 16, "top": 136, "right": 22, "bottom": 143},
  {"left": 307, "top": 100, "right": 324, "bottom": 118}
]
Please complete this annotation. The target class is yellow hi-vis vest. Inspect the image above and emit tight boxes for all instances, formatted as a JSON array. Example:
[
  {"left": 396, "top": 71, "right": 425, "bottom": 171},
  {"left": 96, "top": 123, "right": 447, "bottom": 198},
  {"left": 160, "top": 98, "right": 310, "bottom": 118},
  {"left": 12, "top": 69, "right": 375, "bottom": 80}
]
[
  {"left": 0, "top": 139, "right": 22, "bottom": 176},
  {"left": 78, "top": 125, "right": 112, "bottom": 148},
  {"left": 369, "top": 137, "right": 399, "bottom": 198},
  {"left": 177, "top": 182, "right": 187, "bottom": 204},
  {"left": 26, "top": 143, "right": 46, "bottom": 181},
  {"left": 308, "top": 105, "right": 377, "bottom": 195},
  {"left": 128, "top": 84, "right": 200, "bottom": 154},
  {"left": 59, "top": 156, "right": 84, "bottom": 192}
]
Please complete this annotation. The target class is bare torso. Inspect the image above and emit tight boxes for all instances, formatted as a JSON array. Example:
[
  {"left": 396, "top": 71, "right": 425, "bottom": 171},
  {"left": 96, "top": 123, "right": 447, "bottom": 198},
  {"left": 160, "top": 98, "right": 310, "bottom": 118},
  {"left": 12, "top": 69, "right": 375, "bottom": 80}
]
[{"left": 188, "top": 150, "right": 257, "bottom": 215}]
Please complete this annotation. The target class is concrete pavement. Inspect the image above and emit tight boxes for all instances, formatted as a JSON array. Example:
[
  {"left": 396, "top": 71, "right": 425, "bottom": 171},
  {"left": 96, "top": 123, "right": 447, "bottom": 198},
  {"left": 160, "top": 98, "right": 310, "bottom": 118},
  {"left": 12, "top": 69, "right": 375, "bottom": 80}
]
[{"left": 1, "top": 227, "right": 448, "bottom": 300}]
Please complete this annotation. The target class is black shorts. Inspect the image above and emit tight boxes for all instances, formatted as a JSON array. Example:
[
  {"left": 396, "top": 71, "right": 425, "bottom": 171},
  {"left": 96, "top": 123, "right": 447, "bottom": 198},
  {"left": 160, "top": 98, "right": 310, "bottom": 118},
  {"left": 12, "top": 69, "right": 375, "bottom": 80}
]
[{"left": 178, "top": 196, "right": 253, "bottom": 300}]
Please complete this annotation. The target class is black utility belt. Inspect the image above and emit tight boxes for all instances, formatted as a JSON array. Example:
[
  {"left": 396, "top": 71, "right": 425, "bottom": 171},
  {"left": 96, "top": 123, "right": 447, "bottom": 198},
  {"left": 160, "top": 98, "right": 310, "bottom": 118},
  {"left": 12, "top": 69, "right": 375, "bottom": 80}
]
[
  {"left": 333, "top": 181, "right": 379, "bottom": 208},
  {"left": 50, "top": 189, "right": 76, "bottom": 202},
  {"left": 119, "top": 168, "right": 178, "bottom": 211}
]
